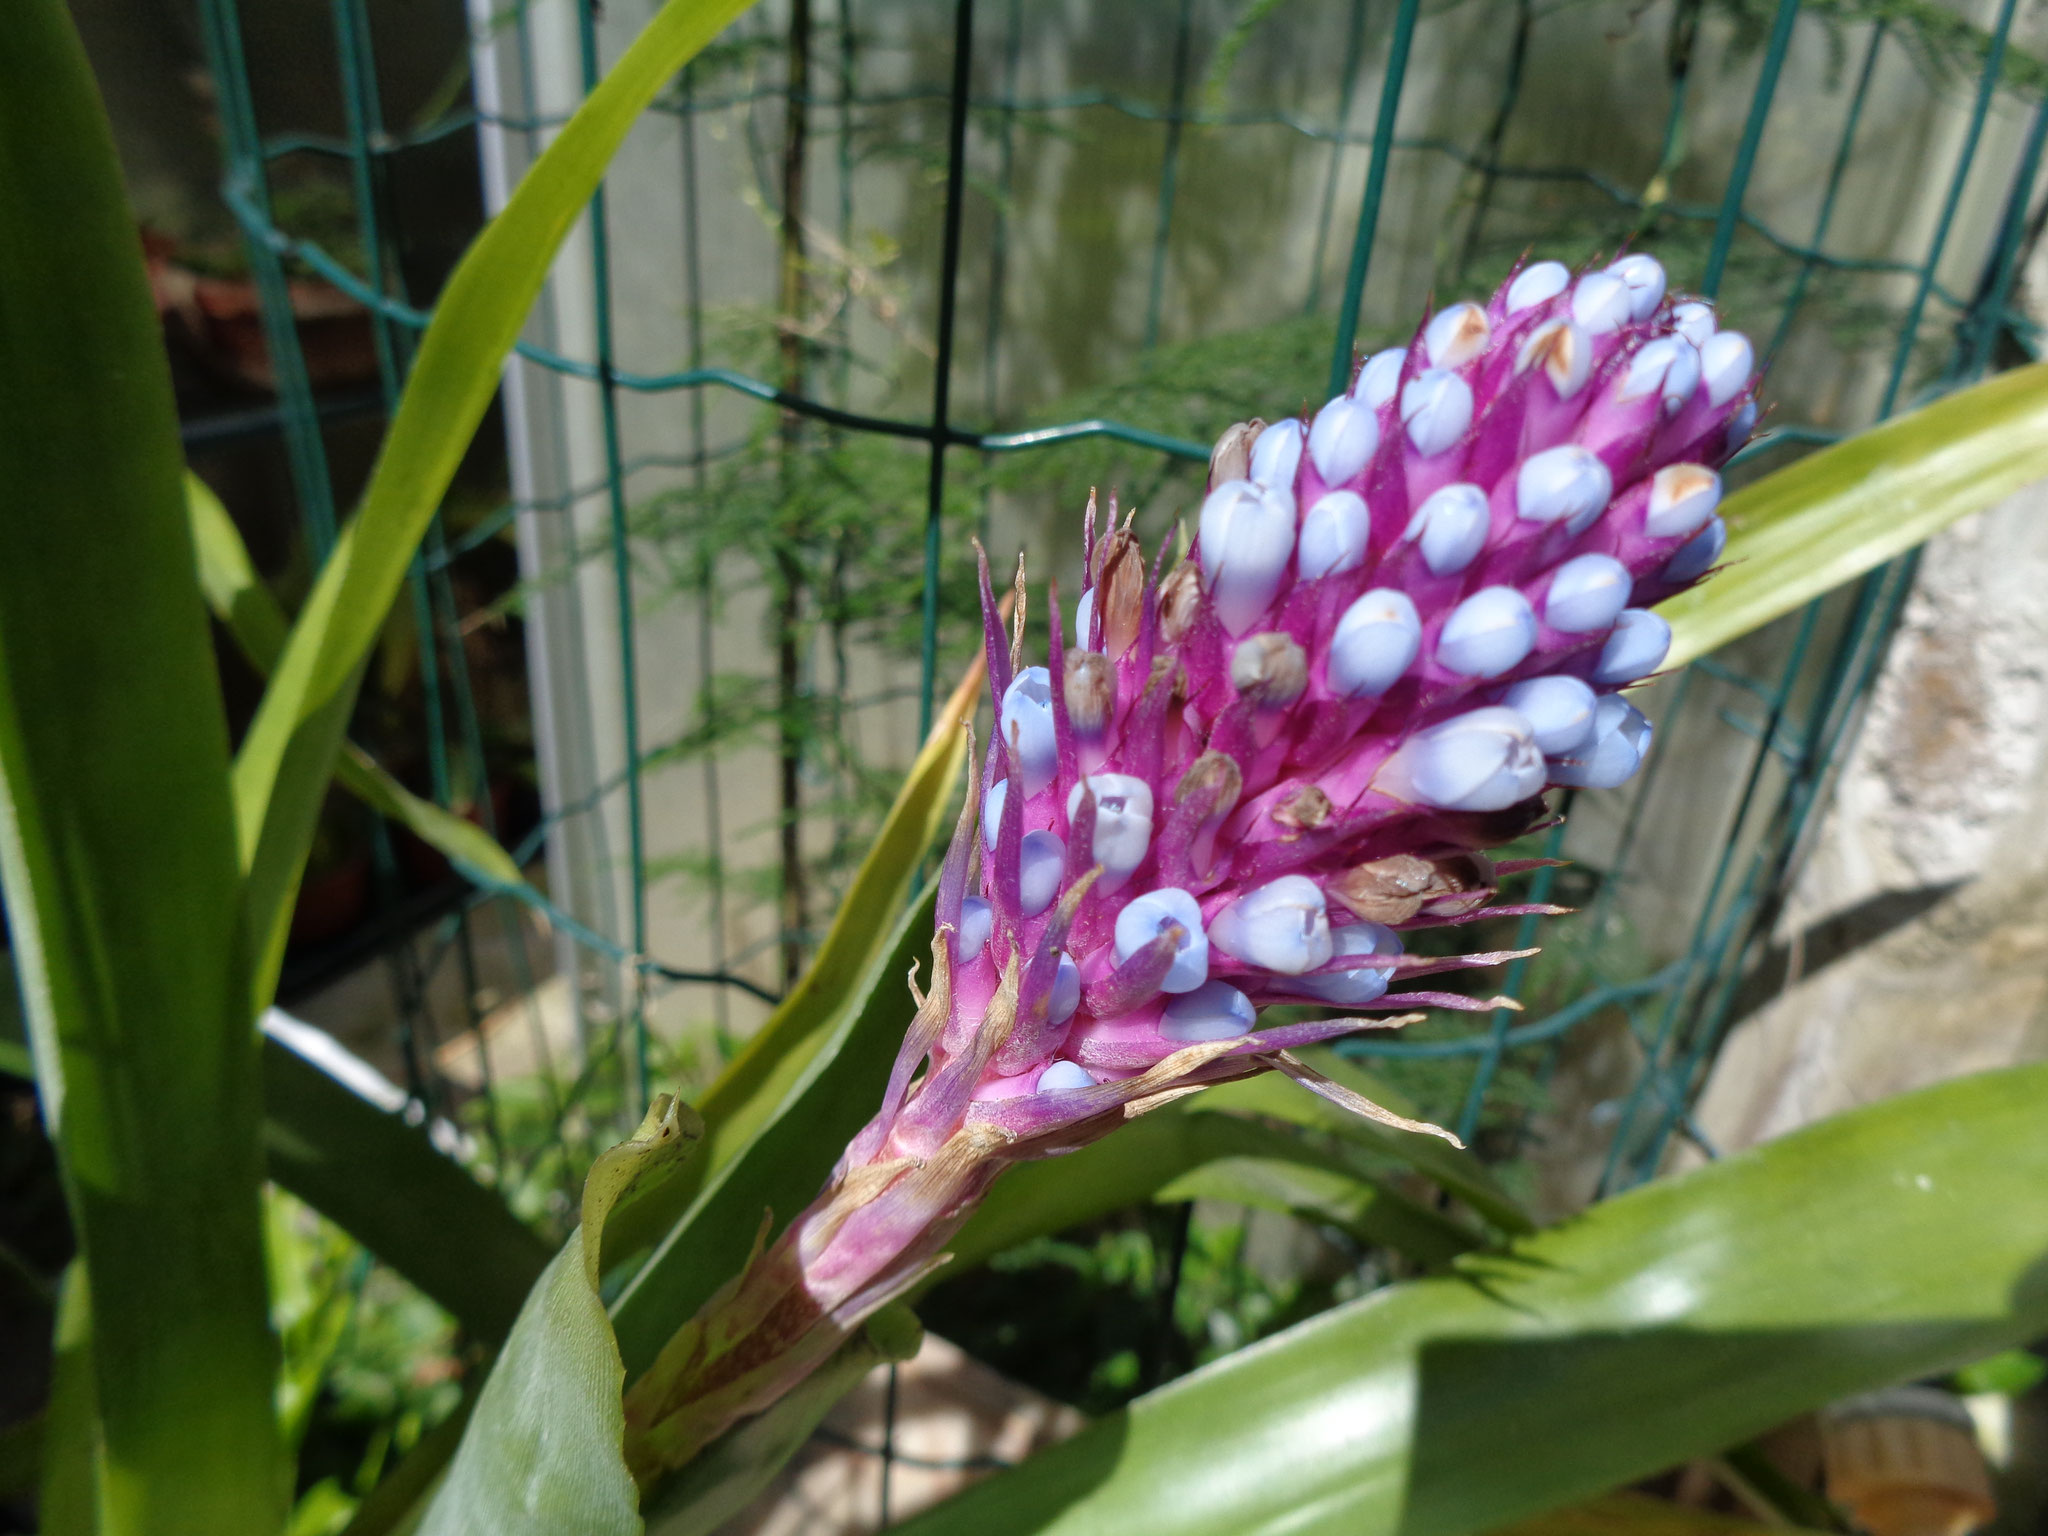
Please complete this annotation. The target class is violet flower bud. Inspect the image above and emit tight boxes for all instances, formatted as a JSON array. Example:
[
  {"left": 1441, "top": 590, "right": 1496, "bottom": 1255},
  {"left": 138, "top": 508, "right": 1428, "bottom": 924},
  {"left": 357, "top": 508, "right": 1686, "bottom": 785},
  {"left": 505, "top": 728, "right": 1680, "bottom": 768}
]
[
  {"left": 1292, "top": 921, "right": 1402, "bottom": 1005},
  {"left": 1505, "top": 260, "right": 1569, "bottom": 313},
  {"left": 1663, "top": 517, "right": 1727, "bottom": 583},
  {"left": 1644, "top": 464, "right": 1721, "bottom": 540},
  {"left": 1404, "top": 484, "right": 1489, "bottom": 576},
  {"left": 1113, "top": 887, "right": 1208, "bottom": 993},
  {"left": 1439, "top": 587, "right": 1537, "bottom": 678},
  {"left": 1000, "top": 666, "right": 1057, "bottom": 795},
  {"left": 1402, "top": 368, "right": 1474, "bottom": 456},
  {"left": 1356, "top": 347, "right": 1406, "bottom": 407},
  {"left": 1592, "top": 609, "right": 1672, "bottom": 684},
  {"left": 1307, "top": 396, "right": 1380, "bottom": 486},
  {"left": 1249, "top": 417, "right": 1305, "bottom": 488},
  {"left": 1605, "top": 253, "right": 1667, "bottom": 320},
  {"left": 1207, "top": 875, "right": 1334, "bottom": 975},
  {"left": 1159, "top": 980, "right": 1256, "bottom": 1041},
  {"left": 1423, "top": 302, "right": 1491, "bottom": 369},
  {"left": 1068, "top": 773, "right": 1154, "bottom": 893},
  {"left": 1377, "top": 707, "right": 1547, "bottom": 812},
  {"left": 1549, "top": 693, "right": 1653, "bottom": 788},
  {"left": 1199, "top": 479, "right": 1296, "bottom": 636},
  {"left": 1298, "top": 490, "right": 1372, "bottom": 580},
  {"left": 1543, "top": 554, "right": 1632, "bottom": 634},
  {"left": 1502, "top": 674, "right": 1598, "bottom": 755},
  {"left": 1329, "top": 589, "right": 1421, "bottom": 698}
]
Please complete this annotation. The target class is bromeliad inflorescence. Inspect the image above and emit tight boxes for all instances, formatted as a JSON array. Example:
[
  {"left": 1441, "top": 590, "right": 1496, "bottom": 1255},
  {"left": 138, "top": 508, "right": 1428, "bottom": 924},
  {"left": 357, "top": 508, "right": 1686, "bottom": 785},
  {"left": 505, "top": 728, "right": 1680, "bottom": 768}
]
[{"left": 622, "top": 253, "right": 1758, "bottom": 1480}]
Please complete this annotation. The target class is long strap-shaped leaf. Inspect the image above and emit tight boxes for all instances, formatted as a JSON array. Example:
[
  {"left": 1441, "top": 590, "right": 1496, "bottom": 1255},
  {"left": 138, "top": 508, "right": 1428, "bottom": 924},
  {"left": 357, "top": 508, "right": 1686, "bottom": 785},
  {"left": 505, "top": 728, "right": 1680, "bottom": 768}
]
[
  {"left": 600, "top": 653, "right": 982, "bottom": 1270},
  {"left": 893, "top": 1063, "right": 2048, "bottom": 1536},
  {"left": 229, "top": 0, "right": 757, "bottom": 1011},
  {"left": 1664, "top": 363, "right": 2048, "bottom": 668},
  {"left": 419, "top": 1097, "right": 703, "bottom": 1536},
  {"left": 0, "top": 3, "right": 285, "bottom": 1527},
  {"left": 187, "top": 473, "right": 530, "bottom": 891}
]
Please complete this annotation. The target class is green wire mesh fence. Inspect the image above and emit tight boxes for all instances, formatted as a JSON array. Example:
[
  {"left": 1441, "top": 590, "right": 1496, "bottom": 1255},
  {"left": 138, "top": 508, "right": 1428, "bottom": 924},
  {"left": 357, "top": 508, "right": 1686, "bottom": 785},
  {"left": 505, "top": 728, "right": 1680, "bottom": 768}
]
[{"left": 185, "top": 0, "right": 2046, "bottom": 1231}]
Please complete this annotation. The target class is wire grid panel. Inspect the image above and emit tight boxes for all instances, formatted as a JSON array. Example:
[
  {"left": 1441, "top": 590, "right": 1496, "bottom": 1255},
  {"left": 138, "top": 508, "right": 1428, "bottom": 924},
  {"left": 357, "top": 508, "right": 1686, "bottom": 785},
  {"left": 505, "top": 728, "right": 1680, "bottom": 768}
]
[{"left": 206, "top": 0, "right": 2048, "bottom": 1207}]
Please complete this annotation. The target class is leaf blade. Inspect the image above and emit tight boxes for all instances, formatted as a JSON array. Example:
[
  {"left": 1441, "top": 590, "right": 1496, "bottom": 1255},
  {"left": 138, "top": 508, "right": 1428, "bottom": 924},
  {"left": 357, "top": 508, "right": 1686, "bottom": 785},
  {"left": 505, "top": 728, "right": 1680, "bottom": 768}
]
[
  {"left": 419, "top": 1098, "right": 702, "bottom": 1536},
  {"left": 1664, "top": 364, "right": 2048, "bottom": 670},
  {"left": 601, "top": 659, "right": 979, "bottom": 1269},
  {"left": 893, "top": 1063, "right": 2048, "bottom": 1536},
  {"left": 187, "top": 472, "right": 528, "bottom": 891},
  {"left": 0, "top": 4, "right": 284, "bottom": 1525}
]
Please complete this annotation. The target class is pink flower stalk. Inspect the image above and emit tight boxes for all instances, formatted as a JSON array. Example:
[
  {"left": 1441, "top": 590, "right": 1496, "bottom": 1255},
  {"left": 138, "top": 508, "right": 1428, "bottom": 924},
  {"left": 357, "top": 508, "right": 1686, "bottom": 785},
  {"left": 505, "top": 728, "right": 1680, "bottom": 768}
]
[{"left": 622, "top": 254, "right": 1758, "bottom": 1482}]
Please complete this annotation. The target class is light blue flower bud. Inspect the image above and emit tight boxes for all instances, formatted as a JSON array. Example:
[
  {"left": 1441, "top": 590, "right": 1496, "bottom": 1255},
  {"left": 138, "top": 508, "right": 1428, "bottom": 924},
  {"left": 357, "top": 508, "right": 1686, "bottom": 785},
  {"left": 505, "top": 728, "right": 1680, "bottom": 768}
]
[
  {"left": 1401, "top": 368, "right": 1473, "bottom": 456},
  {"left": 1404, "top": 483, "right": 1490, "bottom": 576},
  {"left": 1378, "top": 706, "right": 1546, "bottom": 812},
  {"left": 1502, "top": 674, "right": 1597, "bottom": 755},
  {"left": 1073, "top": 587, "right": 1095, "bottom": 650},
  {"left": 1591, "top": 608, "right": 1672, "bottom": 684},
  {"left": 1036, "top": 1059, "right": 1097, "bottom": 1093},
  {"left": 1506, "top": 260, "right": 1569, "bottom": 313},
  {"left": 1355, "top": 347, "right": 1406, "bottom": 408},
  {"left": 1159, "top": 980, "right": 1256, "bottom": 1042},
  {"left": 1307, "top": 394, "right": 1380, "bottom": 486},
  {"left": 1571, "top": 271, "right": 1631, "bottom": 334},
  {"left": 1328, "top": 588, "right": 1421, "bottom": 698},
  {"left": 1701, "top": 330, "right": 1753, "bottom": 407},
  {"left": 1020, "top": 829, "right": 1065, "bottom": 917},
  {"left": 1662, "top": 517, "right": 1727, "bottom": 584},
  {"left": 1199, "top": 478, "right": 1296, "bottom": 636},
  {"left": 982, "top": 778, "right": 1008, "bottom": 851},
  {"left": 1726, "top": 400, "right": 1758, "bottom": 451},
  {"left": 1113, "top": 887, "right": 1208, "bottom": 993},
  {"left": 1672, "top": 300, "right": 1715, "bottom": 350},
  {"left": 1207, "top": 874, "right": 1333, "bottom": 975},
  {"left": 1000, "top": 666, "right": 1057, "bottom": 795},
  {"left": 1644, "top": 463, "right": 1721, "bottom": 539},
  {"left": 1297, "top": 490, "right": 1371, "bottom": 581},
  {"left": 958, "top": 896, "right": 993, "bottom": 962},
  {"left": 1605, "top": 254, "right": 1667, "bottom": 320},
  {"left": 1293, "top": 920, "right": 1402, "bottom": 1005},
  {"left": 1621, "top": 335, "right": 1700, "bottom": 412},
  {"left": 1050, "top": 952, "right": 1081, "bottom": 1024},
  {"left": 1439, "top": 586, "right": 1537, "bottom": 677},
  {"left": 1068, "top": 773, "right": 1154, "bottom": 892},
  {"left": 1250, "top": 417, "right": 1305, "bottom": 488},
  {"left": 1424, "top": 301, "right": 1490, "bottom": 368},
  {"left": 1544, "top": 554, "right": 1631, "bottom": 634},
  {"left": 1516, "top": 445, "right": 1612, "bottom": 532},
  {"left": 1548, "top": 693, "right": 1652, "bottom": 788},
  {"left": 1517, "top": 319, "right": 1591, "bottom": 397}
]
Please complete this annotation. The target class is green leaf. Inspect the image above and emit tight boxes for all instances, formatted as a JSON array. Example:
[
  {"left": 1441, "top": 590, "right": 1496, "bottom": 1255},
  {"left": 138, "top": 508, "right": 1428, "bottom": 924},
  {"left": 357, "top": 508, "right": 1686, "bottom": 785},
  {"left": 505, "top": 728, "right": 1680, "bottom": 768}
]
[
  {"left": 4, "top": 949, "right": 548, "bottom": 1344},
  {"left": 893, "top": 1063, "right": 2048, "bottom": 1536},
  {"left": 227, "top": 0, "right": 759, "bottom": 1011},
  {"left": 1953, "top": 1346, "right": 2046, "bottom": 1396},
  {"left": 642, "top": 1305, "right": 924, "bottom": 1536},
  {"left": 0, "top": 3, "right": 284, "bottom": 1527},
  {"left": 38, "top": 1268, "right": 97, "bottom": 1534},
  {"left": 419, "top": 1095, "right": 702, "bottom": 1536},
  {"left": 1494, "top": 1493, "right": 1824, "bottom": 1536},
  {"left": 611, "top": 887, "right": 936, "bottom": 1375},
  {"left": 941, "top": 1107, "right": 1482, "bottom": 1280},
  {"left": 262, "top": 1029, "right": 551, "bottom": 1343},
  {"left": 1664, "top": 364, "right": 2048, "bottom": 670},
  {"left": 602, "top": 661, "right": 979, "bottom": 1269},
  {"left": 1198, "top": 1051, "right": 1534, "bottom": 1235},
  {"left": 186, "top": 472, "right": 527, "bottom": 892}
]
